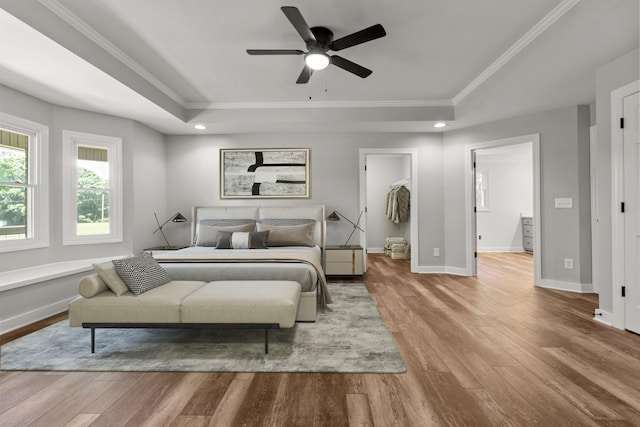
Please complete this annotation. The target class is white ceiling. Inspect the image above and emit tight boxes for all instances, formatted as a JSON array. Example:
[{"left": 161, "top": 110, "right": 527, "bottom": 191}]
[{"left": 0, "top": 0, "right": 637, "bottom": 134}]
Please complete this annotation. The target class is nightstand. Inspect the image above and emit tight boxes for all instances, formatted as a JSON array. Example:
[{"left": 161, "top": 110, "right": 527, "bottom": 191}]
[{"left": 325, "top": 245, "right": 364, "bottom": 276}]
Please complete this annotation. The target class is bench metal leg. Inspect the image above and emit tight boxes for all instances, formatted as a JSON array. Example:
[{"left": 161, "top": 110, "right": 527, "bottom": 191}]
[{"left": 84, "top": 323, "right": 278, "bottom": 354}]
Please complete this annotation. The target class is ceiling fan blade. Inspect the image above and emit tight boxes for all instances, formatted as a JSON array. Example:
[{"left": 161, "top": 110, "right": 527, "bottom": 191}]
[
  {"left": 281, "top": 6, "right": 316, "bottom": 42},
  {"left": 296, "top": 66, "right": 313, "bottom": 84},
  {"left": 330, "top": 24, "right": 386, "bottom": 51},
  {"left": 247, "top": 49, "right": 304, "bottom": 55},
  {"left": 331, "top": 56, "right": 372, "bottom": 78}
]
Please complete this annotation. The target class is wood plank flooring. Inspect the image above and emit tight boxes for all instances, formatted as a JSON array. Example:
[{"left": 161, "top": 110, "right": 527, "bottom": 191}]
[{"left": 2, "top": 252, "right": 640, "bottom": 426}]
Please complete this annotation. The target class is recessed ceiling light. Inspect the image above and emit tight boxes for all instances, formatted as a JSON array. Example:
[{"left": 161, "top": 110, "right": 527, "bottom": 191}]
[
  {"left": 434, "top": 122, "right": 446, "bottom": 128},
  {"left": 194, "top": 124, "right": 206, "bottom": 130}
]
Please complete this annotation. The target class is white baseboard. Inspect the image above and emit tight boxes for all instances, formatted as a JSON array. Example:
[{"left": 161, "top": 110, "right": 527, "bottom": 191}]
[
  {"left": 477, "top": 247, "right": 525, "bottom": 253},
  {"left": 536, "top": 279, "right": 594, "bottom": 293},
  {"left": 416, "top": 265, "right": 470, "bottom": 276},
  {"left": 417, "top": 266, "right": 447, "bottom": 274},
  {"left": 593, "top": 308, "right": 619, "bottom": 328},
  {"left": 0, "top": 297, "right": 74, "bottom": 334},
  {"left": 444, "top": 266, "right": 470, "bottom": 276},
  {"left": 367, "top": 248, "right": 385, "bottom": 254}
]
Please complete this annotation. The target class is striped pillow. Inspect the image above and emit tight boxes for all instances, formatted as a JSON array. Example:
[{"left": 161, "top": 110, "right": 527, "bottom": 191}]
[
  {"left": 112, "top": 253, "right": 171, "bottom": 295},
  {"left": 215, "top": 231, "right": 269, "bottom": 249}
]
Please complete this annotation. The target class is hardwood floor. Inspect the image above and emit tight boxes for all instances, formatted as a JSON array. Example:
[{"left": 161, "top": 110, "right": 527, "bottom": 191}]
[{"left": 2, "top": 252, "right": 640, "bottom": 426}]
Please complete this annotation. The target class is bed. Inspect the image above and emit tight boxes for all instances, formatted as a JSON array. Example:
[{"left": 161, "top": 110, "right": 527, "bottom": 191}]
[{"left": 151, "top": 205, "right": 330, "bottom": 321}]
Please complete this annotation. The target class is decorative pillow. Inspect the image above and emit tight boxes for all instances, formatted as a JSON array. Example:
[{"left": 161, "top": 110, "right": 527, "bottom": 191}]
[
  {"left": 256, "top": 222, "right": 315, "bottom": 247},
  {"left": 195, "top": 222, "right": 255, "bottom": 246},
  {"left": 78, "top": 274, "right": 110, "bottom": 298},
  {"left": 92, "top": 261, "right": 130, "bottom": 296},
  {"left": 112, "top": 253, "right": 171, "bottom": 296},
  {"left": 216, "top": 231, "right": 270, "bottom": 249},
  {"left": 257, "top": 218, "right": 316, "bottom": 226}
]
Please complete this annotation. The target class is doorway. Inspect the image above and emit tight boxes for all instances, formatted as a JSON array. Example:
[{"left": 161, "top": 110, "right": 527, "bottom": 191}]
[
  {"left": 359, "top": 148, "right": 419, "bottom": 273},
  {"left": 474, "top": 143, "right": 533, "bottom": 255},
  {"left": 464, "top": 134, "right": 541, "bottom": 283}
]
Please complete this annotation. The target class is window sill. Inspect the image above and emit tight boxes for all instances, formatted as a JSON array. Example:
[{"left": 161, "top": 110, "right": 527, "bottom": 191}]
[{"left": 0, "top": 256, "right": 125, "bottom": 292}]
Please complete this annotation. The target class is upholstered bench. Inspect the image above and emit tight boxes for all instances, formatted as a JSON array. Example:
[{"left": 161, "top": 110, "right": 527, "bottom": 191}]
[
  {"left": 182, "top": 280, "right": 301, "bottom": 327},
  {"left": 69, "top": 276, "right": 302, "bottom": 353}
]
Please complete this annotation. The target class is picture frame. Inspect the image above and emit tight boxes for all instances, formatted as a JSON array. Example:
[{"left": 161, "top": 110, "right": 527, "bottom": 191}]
[{"left": 220, "top": 148, "right": 310, "bottom": 199}]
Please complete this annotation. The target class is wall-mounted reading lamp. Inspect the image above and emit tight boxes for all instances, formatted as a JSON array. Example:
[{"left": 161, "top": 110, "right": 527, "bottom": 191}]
[
  {"left": 327, "top": 210, "right": 364, "bottom": 247},
  {"left": 153, "top": 212, "right": 187, "bottom": 249}
]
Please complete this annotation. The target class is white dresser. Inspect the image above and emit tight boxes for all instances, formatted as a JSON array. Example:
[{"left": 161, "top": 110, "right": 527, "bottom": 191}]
[{"left": 521, "top": 217, "right": 533, "bottom": 253}]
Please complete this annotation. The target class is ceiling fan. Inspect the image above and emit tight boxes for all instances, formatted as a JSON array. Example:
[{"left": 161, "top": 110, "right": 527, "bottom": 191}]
[{"left": 247, "top": 6, "right": 386, "bottom": 84}]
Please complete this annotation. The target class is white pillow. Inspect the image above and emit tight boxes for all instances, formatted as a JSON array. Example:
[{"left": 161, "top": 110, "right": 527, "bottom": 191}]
[
  {"left": 92, "top": 261, "right": 129, "bottom": 296},
  {"left": 256, "top": 222, "right": 315, "bottom": 247}
]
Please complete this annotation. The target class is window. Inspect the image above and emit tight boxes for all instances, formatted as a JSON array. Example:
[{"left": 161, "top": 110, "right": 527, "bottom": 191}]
[
  {"left": 0, "top": 113, "right": 49, "bottom": 253},
  {"left": 475, "top": 170, "right": 489, "bottom": 211},
  {"left": 62, "top": 130, "right": 122, "bottom": 245}
]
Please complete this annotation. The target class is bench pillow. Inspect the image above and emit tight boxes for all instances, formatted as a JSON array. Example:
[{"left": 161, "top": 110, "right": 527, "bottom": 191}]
[
  {"left": 92, "top": 261, "right": 130, "bottom": 296},
  {"left": 112, "top": 253, "right": 171, "bottom": 295},
  {"left": 78, "top": 274, "right": 110, "bottom": 298}
]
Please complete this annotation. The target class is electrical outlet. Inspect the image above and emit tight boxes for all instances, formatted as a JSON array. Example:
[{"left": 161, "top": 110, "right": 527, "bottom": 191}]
[
  {"left": 478, "top": 235, "right": 482, "bottom": 240},
  {"left": 564, "top": 258, "right": 574, "bottom": 269},
  {"left": 434, "top": 248, "right": 440, "bottom": 257}
]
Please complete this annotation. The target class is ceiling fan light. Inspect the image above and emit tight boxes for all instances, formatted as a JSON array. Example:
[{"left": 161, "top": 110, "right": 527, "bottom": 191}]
[{"left": 305, "top": 52, "right": 330, "bottom": 70}]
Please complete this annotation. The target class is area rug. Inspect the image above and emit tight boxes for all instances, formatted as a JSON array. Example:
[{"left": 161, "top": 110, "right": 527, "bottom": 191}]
[{"left": 0, "top": 283, "right": 406, "bottom": 373}]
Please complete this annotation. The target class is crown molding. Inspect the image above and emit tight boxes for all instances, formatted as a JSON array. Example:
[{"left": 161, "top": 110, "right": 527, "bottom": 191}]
[
  {"left": 452, "top": 0, "right": 581, "bottom": 105},
  {"left": 185, "top": 99, "right": 453, "bottom": 110},
  {"left": 38, "top": 0, "right": 187, "bottom": 107},
  {"left": 38, "top": 0, "right": 580, "bottom": 113}
]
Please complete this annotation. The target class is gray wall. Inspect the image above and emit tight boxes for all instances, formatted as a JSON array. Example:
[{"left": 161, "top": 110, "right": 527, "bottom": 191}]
[
  {"left": 132, "top": 122, "right": 169, "bottom": 253},
  {"left": 163, "top": 133, "right": 445, "bottom": 268},
  {"left": 595, "top": 48, "right": 640, "bottom": 313},
  {"left": 444, "top": 105, "right": 592, "bottom": 284},
  {"left": 0, "top": 84, "right": 166, "bottom": 272}
]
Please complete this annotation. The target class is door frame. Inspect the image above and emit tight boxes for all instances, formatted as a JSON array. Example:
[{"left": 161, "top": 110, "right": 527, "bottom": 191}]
[
  {"left": 611, "top": 80, "right": 640, "bottom": 330},
  {"left": 359, "top": 148, "right": 419, "bottom": 273},
  {"left": 464, "top": 134, "right": 541, "bottom": 284},
  {"left": 590, "top": 125, "right": 600, "bottom": 294}
]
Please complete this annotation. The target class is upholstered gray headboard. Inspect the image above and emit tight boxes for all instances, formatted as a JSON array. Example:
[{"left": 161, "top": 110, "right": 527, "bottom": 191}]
[{"left": 191, "top": 205, "right": 326, "bottom": 248}]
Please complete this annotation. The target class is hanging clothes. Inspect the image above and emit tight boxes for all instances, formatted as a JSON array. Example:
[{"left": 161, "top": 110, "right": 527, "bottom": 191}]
[{"left": 386, "top": 185, "right": 410, "bottom": 223}]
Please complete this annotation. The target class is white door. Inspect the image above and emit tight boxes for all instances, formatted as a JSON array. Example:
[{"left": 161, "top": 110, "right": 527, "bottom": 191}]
[
  {"left": 472, "top": 150, "right": 478, "bottom": 275},
  {"left": 624, "top": 92, "right": 640, "bottom": 333}
]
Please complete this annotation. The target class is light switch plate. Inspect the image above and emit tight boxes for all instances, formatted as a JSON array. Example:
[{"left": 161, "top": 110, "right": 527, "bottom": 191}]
[{"left": 555, "top": 198, "right": 573, "bottom": 209}]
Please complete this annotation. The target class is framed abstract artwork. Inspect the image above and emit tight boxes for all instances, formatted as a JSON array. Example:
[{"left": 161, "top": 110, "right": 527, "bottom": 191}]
[{"left": 220, "top": 148, "right": 310, "bottom": 198}]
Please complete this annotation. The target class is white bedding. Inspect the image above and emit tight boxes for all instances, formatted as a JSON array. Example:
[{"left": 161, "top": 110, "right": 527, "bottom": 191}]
[
  {"left": 173, "top": 245, "right": 322, "bottom": 259},
  {"left": 152, "top": 245, "right": 331, "bottom": 305}
]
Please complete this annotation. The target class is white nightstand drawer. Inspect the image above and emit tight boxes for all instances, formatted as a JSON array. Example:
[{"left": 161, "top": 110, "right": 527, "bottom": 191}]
[
  {"left": 326, "top": 250, "right": 355, "bottom": 262},
  {"left": 523, "top": 237, "right": 533, "bottom": 251},
  {"left": 327, "top": 262, "right": 360, "bottom": 275}
]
